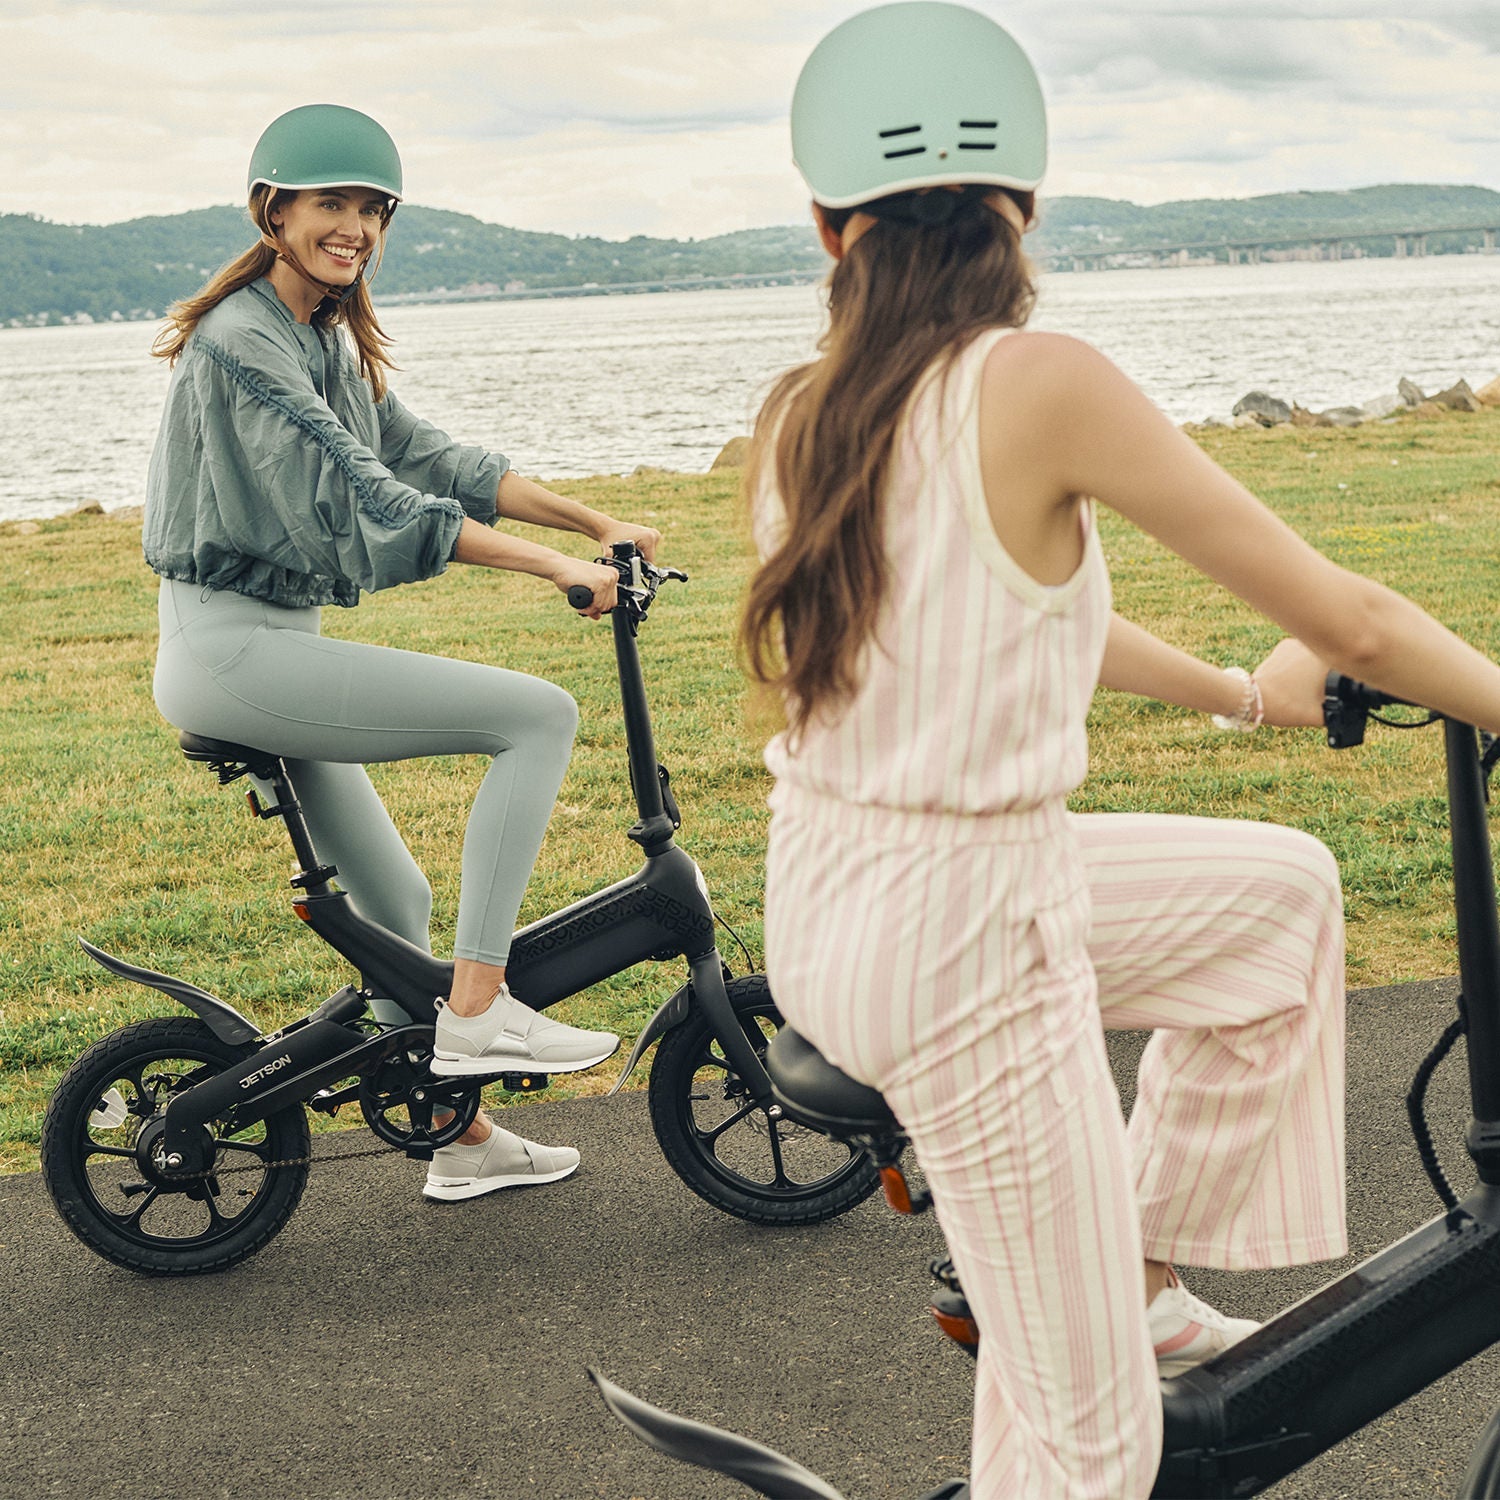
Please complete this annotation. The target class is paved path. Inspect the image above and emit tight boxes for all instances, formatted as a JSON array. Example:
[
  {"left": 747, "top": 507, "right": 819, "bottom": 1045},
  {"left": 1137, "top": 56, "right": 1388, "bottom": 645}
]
[{"left": 2, "top": 977, "right": 1496, "bottom": 1500}]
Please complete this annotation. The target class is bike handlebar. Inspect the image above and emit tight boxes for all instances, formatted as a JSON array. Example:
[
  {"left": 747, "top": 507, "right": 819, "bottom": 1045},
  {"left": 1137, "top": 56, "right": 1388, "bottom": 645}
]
[{"left": 566, "top": 542, "right": 688, "bottom": 617}]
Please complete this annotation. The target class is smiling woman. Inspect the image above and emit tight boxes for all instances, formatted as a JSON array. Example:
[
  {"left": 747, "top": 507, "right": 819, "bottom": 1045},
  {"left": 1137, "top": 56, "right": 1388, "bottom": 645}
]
[{"left": 137, "top": 101, "right": 666, "bottom": 1205}]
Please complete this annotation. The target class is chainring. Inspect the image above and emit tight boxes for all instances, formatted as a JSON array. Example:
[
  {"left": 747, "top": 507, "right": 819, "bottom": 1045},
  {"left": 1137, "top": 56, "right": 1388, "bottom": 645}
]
[{"left": 357, "top": 1034, "right": 481, "bottom": 1151}]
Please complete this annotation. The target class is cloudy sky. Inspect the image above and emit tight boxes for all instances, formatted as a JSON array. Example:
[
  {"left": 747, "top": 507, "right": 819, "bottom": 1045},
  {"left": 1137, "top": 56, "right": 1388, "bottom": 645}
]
[{"left": 6, "top": 0, "right": 1498, "bottom": 241}]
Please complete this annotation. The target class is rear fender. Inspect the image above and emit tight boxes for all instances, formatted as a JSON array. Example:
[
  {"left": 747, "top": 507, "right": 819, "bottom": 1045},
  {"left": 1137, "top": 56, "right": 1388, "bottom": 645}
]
[{"left": 78, "top": 937, "right": 261, "bottom": 1048}]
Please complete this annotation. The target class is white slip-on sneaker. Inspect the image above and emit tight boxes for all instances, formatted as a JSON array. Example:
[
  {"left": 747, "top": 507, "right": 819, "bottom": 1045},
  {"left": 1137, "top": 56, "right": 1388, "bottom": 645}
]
[
  {"left": 423, "top": 1121, "right": 580, "bottom": 1202},
  {"left": 431, "top": 984, "right": 619, "bottom": 1076},
  {"left": 1148, "top": 1268, "right": 1261, "bottom": 1376}
]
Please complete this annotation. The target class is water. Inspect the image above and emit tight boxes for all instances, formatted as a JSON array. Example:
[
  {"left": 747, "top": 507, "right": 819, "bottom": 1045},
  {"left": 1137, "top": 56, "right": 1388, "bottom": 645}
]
[{"left": 1, "top": 254, "right": 1496, "bottom": 522}]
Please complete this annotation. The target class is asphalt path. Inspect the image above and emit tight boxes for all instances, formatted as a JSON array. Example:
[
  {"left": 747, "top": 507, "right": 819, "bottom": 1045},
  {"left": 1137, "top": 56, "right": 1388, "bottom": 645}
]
[{"left": 3, "top": 977, "right": 1497, "bottom": 1500}]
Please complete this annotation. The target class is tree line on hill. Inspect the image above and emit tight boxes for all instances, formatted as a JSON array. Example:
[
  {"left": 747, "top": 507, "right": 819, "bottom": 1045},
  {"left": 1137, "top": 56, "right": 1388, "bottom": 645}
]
[{"left": 3, "top": 182, "right": 1497, "bottom": 327}]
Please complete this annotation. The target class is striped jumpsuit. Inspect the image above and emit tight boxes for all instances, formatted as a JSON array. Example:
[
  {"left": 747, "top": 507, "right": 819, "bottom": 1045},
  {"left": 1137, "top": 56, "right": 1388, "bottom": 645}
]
[{"left": 758, "top": 329, "right": 1347, "bottom": 1500}]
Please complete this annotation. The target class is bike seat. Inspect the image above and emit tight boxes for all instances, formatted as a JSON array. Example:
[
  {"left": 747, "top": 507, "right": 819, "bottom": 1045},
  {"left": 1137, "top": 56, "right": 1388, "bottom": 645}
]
[
  {"left": 766, "top": 1026, "right": 899, "bottom": 1137},
  {"left": 177, "top": 730, "right": 283, "bottom": 778}
]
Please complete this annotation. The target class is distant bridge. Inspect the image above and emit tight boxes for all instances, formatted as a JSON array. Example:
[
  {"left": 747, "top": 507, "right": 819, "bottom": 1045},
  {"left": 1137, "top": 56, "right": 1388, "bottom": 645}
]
[{"left": 1042, "top": 224, "right": 1500, "bottom": 272}]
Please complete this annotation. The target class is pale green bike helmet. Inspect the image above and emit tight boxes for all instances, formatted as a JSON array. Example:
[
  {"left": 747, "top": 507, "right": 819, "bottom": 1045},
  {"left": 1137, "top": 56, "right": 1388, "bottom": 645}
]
[
  {"left": 248, "top": 103, "right": 403, "bottom": 203},
  {"left": 791, "top": 2, "right": 1046, "bottom": 209}
]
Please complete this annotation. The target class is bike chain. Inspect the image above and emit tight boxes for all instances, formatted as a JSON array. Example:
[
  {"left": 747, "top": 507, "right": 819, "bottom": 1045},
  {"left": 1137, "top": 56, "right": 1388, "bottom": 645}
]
[{"left": 160, "top": 1139, "right": 400, "bottom": 1184}]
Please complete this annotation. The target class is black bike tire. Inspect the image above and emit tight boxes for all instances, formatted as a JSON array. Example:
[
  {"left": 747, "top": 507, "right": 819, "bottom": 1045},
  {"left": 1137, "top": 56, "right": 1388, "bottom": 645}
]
[
  {"left": 41, "top": 1016, "right": 311, "bottom": 1276},
  {"left": 647, "top": 973, "right": 879, "bottom": 1225}
]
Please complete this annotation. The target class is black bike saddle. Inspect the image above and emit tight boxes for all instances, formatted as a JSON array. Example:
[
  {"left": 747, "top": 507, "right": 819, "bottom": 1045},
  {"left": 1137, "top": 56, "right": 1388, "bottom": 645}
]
[
  {"left": 177, "top": 730, "right": 283, "bottom": 778},
  {"left": 766, "top": 1026, "right": 898, "bottom": 1137}
]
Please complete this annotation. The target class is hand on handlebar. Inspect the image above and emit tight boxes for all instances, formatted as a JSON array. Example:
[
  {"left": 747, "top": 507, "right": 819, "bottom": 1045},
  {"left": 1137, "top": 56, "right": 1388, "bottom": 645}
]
[
  {"left": 596, "top": 519, "right": 662, "bottom": 565},
  {"left": 555, "top": 558, "right": 620, "bottom": 619},
  {"left": 1252, "top": 638, "right": 1332, "bottom": 727}
]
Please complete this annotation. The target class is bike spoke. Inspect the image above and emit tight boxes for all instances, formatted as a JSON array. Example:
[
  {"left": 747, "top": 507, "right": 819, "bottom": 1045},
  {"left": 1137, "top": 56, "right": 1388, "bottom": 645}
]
[
  {"left": 83, "top": 1142, "right": 139, "bottom": 1161},
  {"left": 763, "top": 1119, "right": 794, "bottom": 1188},
  {"left": 120, "top": 1186, "right": 161, "bottom": 1230},
  {"left": 696, "top": 1097, "right": 762, "bottom": 1146}
]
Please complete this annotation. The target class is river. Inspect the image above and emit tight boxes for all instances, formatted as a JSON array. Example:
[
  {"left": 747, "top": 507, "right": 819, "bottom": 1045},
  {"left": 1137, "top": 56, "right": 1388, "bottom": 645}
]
[{"left": 0, "top": 253, "right": 1495, "bottom": 522}]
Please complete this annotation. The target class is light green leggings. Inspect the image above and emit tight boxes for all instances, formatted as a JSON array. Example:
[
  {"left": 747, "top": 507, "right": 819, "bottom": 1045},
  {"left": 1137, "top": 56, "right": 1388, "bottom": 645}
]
[{"left": 154, "top": 579, "right": 578, "bottom": 972}]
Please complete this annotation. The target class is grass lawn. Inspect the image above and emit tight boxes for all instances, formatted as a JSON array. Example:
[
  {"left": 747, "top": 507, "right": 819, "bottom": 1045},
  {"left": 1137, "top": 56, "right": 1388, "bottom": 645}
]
[{"left": 3, "top": 405, "right": 1499, "bottom": 1174}]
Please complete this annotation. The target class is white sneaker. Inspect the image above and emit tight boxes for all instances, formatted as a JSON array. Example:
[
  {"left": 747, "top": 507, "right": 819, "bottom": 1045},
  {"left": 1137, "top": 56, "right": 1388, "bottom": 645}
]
[
  {"left": 431, "top": 984, "right": 619, "bottom": 1075},
  {"left": 423, "top": 1120, "right": 580, "bottom": 1202},
  {"left": 1148, "top": 1269, "right": 1260, "bottom": 1376}
]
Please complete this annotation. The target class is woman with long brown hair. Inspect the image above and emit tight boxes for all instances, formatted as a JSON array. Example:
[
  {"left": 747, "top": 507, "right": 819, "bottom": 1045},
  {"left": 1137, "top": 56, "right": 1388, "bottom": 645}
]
[
  {"left": 746, "top": 7, "right": 1500, "bottom": 1497},
  {"left": 146, "top": 104, "right": 660, "bottom": 1203}
]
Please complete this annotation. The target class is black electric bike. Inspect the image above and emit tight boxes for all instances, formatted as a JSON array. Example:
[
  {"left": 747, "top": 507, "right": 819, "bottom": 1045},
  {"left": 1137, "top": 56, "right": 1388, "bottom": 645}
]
[
  {"left": 39, "top": 543, "right": 877, "bottom": 1275},
  {"left": 594, "top": 674, "right": 1500, "bottom": 1499}
]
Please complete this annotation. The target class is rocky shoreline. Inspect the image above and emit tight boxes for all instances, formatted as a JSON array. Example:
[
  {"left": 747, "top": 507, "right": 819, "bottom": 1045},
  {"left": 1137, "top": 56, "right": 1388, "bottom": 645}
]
[{"left": 1201, "top": 372, "right": 1500, "bottom": 431}]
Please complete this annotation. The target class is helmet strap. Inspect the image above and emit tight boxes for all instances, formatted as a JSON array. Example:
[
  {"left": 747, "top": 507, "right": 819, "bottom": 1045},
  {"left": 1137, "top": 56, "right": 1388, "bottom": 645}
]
[{"left": 259, "top": 232, "right": 365, "bottom": 307}]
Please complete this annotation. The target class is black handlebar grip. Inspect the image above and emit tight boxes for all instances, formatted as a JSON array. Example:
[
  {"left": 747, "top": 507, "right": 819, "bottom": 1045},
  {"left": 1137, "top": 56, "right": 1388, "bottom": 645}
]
[{"left": 567, "top": 584, "right": 596, "bottom": 610}]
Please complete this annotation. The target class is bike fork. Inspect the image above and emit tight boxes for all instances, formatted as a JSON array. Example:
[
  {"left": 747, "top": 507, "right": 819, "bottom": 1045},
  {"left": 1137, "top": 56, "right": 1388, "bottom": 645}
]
[{"left": 685, "top": 948, "right": 776, "bottom": 1102}]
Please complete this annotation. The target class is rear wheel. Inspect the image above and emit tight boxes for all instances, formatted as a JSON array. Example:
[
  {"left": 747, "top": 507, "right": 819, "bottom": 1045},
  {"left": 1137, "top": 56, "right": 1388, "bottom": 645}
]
[
  {"left": 41, "top": 1017, "right": 310, "bottom": 1275},
  {"left": 648, "top": 974, "right": 879, "bottom": 1224}
]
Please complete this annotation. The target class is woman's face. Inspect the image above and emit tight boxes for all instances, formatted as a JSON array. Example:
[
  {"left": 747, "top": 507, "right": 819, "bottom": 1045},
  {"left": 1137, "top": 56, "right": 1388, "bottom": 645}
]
[{"left": 269, "top": 187, "right": 388, "bottom": 285}]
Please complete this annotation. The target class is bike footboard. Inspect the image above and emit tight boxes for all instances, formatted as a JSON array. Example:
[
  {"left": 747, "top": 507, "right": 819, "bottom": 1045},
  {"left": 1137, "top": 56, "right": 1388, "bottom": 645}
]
[{"left": 1155, "top": 1182, "right": 1500, "bottom": 1498}]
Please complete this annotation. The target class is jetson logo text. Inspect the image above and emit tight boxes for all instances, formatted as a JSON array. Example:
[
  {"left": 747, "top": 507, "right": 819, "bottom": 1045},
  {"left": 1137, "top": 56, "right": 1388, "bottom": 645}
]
[{"left": 241, "top": 1054, "right": 293, "bottom": 1089}]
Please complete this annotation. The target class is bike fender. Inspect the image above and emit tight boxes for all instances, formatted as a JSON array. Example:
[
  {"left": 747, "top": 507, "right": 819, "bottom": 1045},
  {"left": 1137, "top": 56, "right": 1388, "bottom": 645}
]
[
  {"left": 78, "top": 937, "right": 262, "bottom": 1048},
  {"left": 607, "top": 983, "right": 693, "bottom": 1096}
]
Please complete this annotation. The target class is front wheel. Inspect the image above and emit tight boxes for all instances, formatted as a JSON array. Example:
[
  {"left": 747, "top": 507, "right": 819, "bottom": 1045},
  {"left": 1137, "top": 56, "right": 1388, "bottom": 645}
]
[
  {"left": 648, "top": 973, "right": 879, "bottom": 1225},
  {"left": 40, "top": 1016, "right": 311, "bottom": 1275}
]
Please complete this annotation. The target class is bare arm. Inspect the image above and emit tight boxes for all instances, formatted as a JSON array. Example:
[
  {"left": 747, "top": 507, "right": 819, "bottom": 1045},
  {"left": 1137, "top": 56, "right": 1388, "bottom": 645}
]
[
  {"left": 450, "top": 471, "right": 664, "bottom": 618},
  {"left": 495, "top": 470, "right": 662, "bottom": 562},
  {"left": 984, "top": 333, "right": 1500, "bottom": 733}
]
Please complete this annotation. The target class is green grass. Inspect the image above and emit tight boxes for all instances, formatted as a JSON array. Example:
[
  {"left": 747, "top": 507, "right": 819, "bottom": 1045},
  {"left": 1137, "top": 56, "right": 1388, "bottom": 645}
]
[{"left": 4, "top": 405, "right": 1500, "bottom": 1174}]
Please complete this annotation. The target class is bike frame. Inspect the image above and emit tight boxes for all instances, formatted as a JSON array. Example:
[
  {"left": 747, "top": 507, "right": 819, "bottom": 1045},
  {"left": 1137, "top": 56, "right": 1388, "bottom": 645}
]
[{"left": 88, "top": 545, "right": 777, "bottom": 1172}]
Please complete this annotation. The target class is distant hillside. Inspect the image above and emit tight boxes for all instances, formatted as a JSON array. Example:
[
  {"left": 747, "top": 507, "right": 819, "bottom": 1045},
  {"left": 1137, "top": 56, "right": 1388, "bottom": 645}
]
[{"left": 4, "top": 183, "right": 1497, "bottom": 326}]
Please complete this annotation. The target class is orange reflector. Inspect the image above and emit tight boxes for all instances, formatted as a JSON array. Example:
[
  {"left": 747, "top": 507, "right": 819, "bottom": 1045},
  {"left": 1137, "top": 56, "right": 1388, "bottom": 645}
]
[
  {"left": 931, "top": 1308, "right": 980, "bottom": 1350},
  {"left": 292, "top": 901, "right": 311, "bottom": 923},
  {"left": 880, "top": 1165, "right": 915, "bottom": 1215}
]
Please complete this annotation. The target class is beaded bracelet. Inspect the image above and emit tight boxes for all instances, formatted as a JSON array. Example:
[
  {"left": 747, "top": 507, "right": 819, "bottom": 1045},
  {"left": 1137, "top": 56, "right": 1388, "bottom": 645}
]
[{"left": 1211, "top": 666, "right": 1265, "bottom": 733}]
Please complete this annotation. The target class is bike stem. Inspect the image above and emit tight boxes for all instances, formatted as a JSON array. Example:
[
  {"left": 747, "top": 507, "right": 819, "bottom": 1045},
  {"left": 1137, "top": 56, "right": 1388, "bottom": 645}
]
[
  {"left": 612, "top": 601, "right": 676, "bottom": 856},
  {"left": 1445, "top": 719, "right": 1500, "bottom": 1174}
]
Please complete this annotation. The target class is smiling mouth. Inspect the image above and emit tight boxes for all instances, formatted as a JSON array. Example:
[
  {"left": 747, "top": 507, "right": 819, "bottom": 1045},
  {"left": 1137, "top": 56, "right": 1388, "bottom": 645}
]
[{"left": 320, "top": 243, "right": 361, "bottom": 267}]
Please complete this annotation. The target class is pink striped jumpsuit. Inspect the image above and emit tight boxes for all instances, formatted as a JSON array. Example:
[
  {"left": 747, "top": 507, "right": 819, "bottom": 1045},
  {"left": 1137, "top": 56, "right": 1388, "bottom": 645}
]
[{"left": 758, "top": 329, "right": 1347, "bottom": 1500}]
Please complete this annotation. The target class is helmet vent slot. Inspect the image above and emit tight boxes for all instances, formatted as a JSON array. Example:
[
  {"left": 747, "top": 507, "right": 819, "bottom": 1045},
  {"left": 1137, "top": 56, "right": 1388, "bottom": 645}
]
[
  {"left": 959, "top": 120, "right": 998, "bottom": 129},
  {"left": 883, "top": 146, "right": 927, "bottom": 159},
  {"left": 878, "top": 125, "right": 922, "bottom": 138},
  {"left": 958, "top": 143, "right": 995, "bottom": 151}
]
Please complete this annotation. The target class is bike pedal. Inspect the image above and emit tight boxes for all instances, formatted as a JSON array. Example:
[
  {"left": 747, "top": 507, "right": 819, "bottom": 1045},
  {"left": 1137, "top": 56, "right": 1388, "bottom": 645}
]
[{"left": 499, "top": 1071, "right": 550, "bottom": 1093}]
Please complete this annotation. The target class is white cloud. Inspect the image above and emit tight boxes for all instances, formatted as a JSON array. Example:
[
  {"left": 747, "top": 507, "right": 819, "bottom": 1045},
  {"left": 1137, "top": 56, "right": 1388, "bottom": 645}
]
[{"left": 1, "top": 0, "right": 1496, "bottom": 237}]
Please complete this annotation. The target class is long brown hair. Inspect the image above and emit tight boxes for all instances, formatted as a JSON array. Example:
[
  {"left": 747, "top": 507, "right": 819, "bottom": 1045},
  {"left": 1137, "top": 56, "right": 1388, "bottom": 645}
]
[
  {"left": 151, "top": 185, "right": 399, "bottom": 401},
  {"left": 740, "top": 188, "right": 1036, "bottom": 742}
]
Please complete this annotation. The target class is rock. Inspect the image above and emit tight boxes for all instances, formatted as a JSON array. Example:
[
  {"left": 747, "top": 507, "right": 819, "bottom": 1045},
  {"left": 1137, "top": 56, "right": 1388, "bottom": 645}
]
[
  {"left": 1398, "top": 377, "right": 1426, "bottom": 406},
  {"left": 1476, "top": 375, "right": 1500, "bottom": 408},
  {"left": 1232, "top": 413, "right": 1263, "bottom": 429},
  {"left": 710, "top": 436, "right": 751, "bottom": 470},
  {"left": 1290, "top": 405, "right": 1320, "bottom": 428},
  {"left": 1315, "top": 406, "right": 1368, "bottom": 428},
  {"left": 65, "top": 500, "right": 104, "bottom": 517},
  {"left": 1231, "top": 391, "right": 1292, "bottom": 426},
  {"left": 12, "top": 520, "right": 41, "bottom": 534},
  {"left": 108, "top": 504, "right": 144, "bottom": 523},
  {"left": 630, "top": 464, "right": 678, "bottom": 478},
  {"left": 1359, "top": 392, "right": 1404, "bottom": 419},
  {"left": 1431, "top": 379, "right": 1481, "bottom": 412},
  {"left": 1410, "top": 401, "right": 1445, "bottom": 418}
]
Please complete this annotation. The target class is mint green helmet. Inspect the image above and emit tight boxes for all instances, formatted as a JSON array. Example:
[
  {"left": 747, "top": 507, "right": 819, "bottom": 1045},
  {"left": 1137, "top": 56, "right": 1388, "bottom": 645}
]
[
  {"left": 791, "top": 2, "right": 1046, "bottom": 209},
  {"left": 248, "top": 104, "right": 403, "bottom": 202}
]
